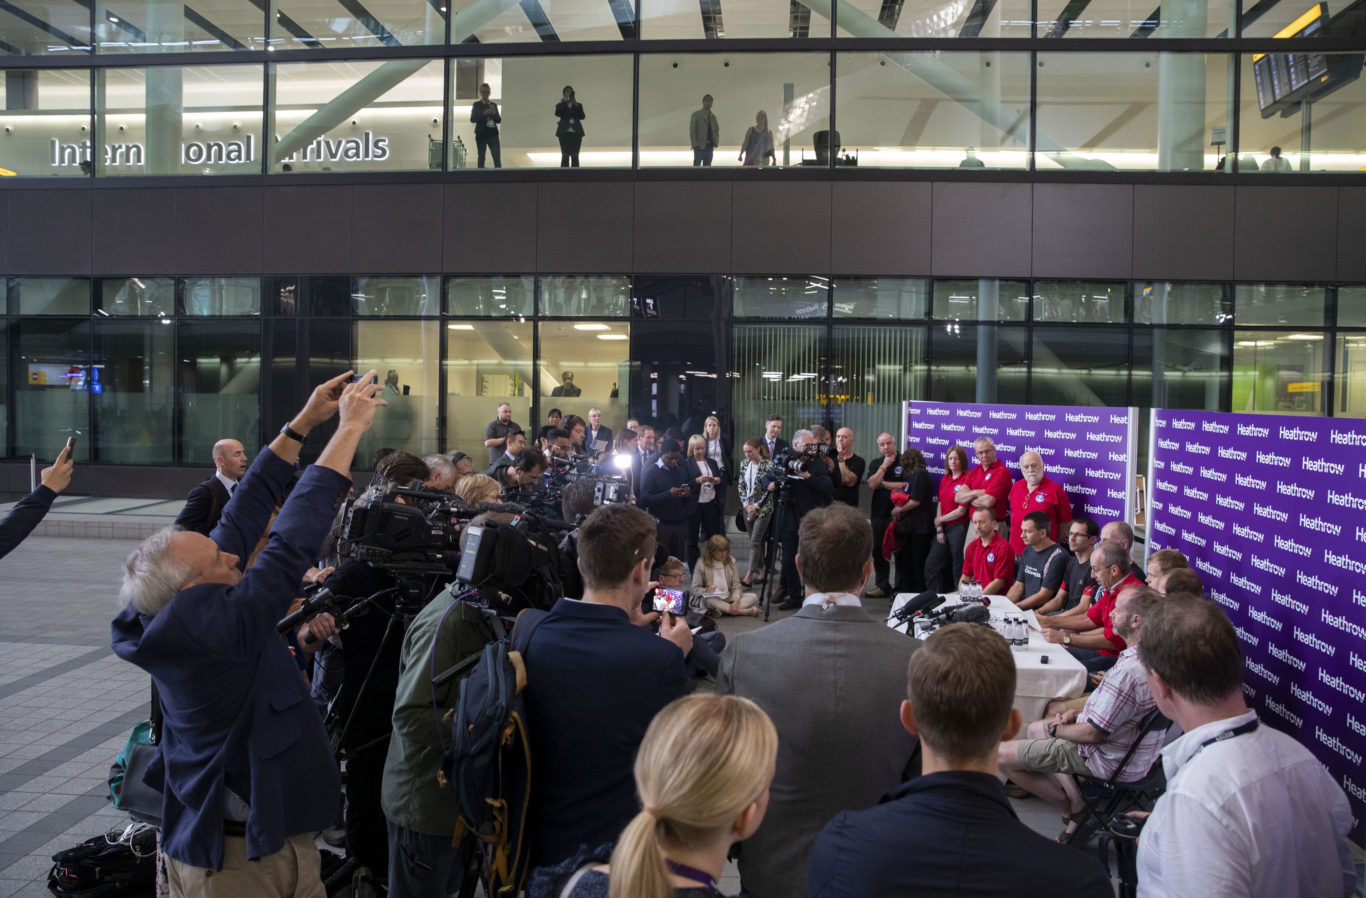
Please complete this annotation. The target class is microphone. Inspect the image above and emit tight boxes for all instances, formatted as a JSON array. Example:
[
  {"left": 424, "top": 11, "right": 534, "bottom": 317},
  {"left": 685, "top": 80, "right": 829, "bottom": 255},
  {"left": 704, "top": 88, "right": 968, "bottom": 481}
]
[{"left": 891, "top": 590, "right": 945, "bottom": 624}]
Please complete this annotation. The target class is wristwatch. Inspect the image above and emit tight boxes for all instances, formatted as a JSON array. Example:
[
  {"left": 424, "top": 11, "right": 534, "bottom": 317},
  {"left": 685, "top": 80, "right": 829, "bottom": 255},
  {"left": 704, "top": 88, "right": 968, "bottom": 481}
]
[
  {"left": 1048, "top": 722, "right": 1059, "bottom": 738},
  {"left": 280, "top": 423, "right": 305, "bottom": 442},
  {"left": 1063, "top": 632, "right": 1072, "bottom": 645}
]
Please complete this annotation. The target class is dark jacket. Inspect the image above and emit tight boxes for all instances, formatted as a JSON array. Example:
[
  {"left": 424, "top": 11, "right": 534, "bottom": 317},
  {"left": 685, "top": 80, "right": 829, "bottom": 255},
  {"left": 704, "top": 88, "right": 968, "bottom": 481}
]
[
  {"left": 522, "top": 598, "right": 689, "bottom": 869},
  {"left": 809, "top": 771, "right": 1112, "bottom": 898},
  {"left": 554, "top": 101, "right": 586, "bottom": 137},
  {"left": 173, "top": 476, "right": 231, "bottom": 536},
  {"left": 0, "top": 483, "right": 58, "bottom": 559},
  {"left": 761, "top": 454, "right": 834, "bottom": 528},
  {"left": 111, "top": 450, "right": 347, "bottom": 870},
  {"left": 586, "top": 425, "right": 613, "bottom": 454},
  {"left": 640, "top": 460, "right": 691, "bottom": 523},
  {"left": 470, "top": 99, "right": 501, "bottom": 135}
]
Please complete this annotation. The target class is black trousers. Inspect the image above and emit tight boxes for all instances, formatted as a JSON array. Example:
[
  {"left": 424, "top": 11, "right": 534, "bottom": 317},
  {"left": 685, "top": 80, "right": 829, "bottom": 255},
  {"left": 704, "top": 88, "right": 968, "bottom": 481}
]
[
  {"left": 894, "top": 531, "right": 934, "bottom": 595},
  {"left": 924, "top": 521, "right": 969, "bottom": 592},
  {"left": 559, "top": 135, "right": 582, "bottom": 167},
  {"left": 476, "top": 133, "right": 501, "bottom": 168},
  {"left": 870, "top": 515, "right": 892, "bottom": 590},
  {"left": 656, "top": 520, "right": 687, "bottom": 565},
  {"left": 780, "top": 517, "right": 801, "bottom": 600},
  {"left": 687, "top": 501, "right": 724, "bottom": 567}
]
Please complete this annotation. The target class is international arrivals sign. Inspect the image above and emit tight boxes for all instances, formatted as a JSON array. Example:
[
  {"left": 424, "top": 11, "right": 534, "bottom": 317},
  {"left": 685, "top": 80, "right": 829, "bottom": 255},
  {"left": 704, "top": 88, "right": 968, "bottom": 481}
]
[
  {"left": 903, "top": 401, "right": 1138, "bottom": 524},
  {"left": 1147, "top": 409, "right": 1366, "bottom": 842},
  {"left": 48, "top": 131, "right": 393, "bottom": 168}
]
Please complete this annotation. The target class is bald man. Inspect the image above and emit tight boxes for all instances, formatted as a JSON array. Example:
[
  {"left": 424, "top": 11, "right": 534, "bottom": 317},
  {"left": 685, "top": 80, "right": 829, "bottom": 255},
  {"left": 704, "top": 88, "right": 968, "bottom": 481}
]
[
  {"left": 175, "top": 438, "right": 249, "bottom": 536},
  {"left": 1006, "top": 450, "right": 1072, "bottom": 556}
]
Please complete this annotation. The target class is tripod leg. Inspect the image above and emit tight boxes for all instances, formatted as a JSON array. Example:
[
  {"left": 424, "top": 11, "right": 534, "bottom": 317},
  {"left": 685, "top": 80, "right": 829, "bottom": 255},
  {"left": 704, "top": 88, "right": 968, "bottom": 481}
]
[{"left": 760, "top": 498, "right": 787, "bottom": 622}]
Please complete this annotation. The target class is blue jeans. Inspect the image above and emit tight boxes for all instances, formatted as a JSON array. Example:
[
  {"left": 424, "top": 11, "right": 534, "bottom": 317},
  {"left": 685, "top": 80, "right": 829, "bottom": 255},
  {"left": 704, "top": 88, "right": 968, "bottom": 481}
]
[
  {"left": 387, "top": 821, "right": 465, "bottom": 898},
  {"left": 693, "top": 146, "right": 714, "bottom": 166}
]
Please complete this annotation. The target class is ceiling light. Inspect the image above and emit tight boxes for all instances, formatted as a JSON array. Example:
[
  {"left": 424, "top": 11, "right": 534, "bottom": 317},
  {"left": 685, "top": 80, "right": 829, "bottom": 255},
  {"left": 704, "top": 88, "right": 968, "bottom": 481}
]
[
  {"left": 574, "top": 323, "right": 608, "bottom": 331},
  {"left": 1284, "top": 333, "right": 1323, "bottom": 341},
  {"left": 596, "top": 334, "right": 628, "bottom": 341},
  {"left": 447, "top": 323, "right": 474, "bottom": 330}
]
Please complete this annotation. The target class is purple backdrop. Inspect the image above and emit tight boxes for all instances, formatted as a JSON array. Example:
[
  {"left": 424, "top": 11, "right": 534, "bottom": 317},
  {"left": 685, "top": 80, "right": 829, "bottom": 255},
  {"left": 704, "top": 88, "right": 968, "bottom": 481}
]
[
  {"left": 904, "top": 401, "right": 1137, "bottom": 523},
  {"left": 1148, "top": 409, "right": 1366, "bottom": 843}
]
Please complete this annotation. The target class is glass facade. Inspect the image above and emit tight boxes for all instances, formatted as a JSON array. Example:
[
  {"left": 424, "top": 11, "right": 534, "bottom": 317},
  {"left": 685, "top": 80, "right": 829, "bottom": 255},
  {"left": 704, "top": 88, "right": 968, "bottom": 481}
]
[
  {"left": 4, "top": 11, "right": 1363, "bottom": 174},
  {"left": 1, "top": 277, "right": 1363, "bottom": 471}
]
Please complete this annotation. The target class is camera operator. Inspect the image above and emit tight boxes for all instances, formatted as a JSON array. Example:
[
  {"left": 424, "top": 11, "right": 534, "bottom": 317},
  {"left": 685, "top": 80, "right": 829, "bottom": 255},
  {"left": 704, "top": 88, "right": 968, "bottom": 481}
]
[
  {"left": 494, "top": 448, "right": 547, "bottom": 496},
  {"left": 320, "top": 449, "right": 437, "bottom": 884},
  {"left": 763, "top": 429, "right": 833, "bottom": 610},
  {"left": 540, "top": 426, "right": 573, "bottom": 468},
  {"left": 112, "top": 370, "right": 384, "bottom": 897}
]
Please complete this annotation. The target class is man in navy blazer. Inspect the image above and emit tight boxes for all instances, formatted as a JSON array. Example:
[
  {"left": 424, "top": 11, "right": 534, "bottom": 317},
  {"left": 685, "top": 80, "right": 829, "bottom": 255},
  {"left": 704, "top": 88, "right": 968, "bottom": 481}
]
[
  {"left": 808, "top": 623, "right": 1111, "bottom": 898},
  {"left": 112, "top": 370, "right": 387, "bottom": 895},
  {"left": 520, "top": 503, "right": 693, "bottom": 869},
  {"left": 174, "top": 438, "right": 248, "bottom": 536}
]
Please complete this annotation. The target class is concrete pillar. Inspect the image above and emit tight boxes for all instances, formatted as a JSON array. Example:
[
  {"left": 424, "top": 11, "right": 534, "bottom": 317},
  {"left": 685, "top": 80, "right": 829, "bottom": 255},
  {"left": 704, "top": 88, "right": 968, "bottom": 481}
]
[
  {"left": 1156, "top": 0, "right": 1207, "bottom": 171},
  {"left": 145, "top": 0, "right": 185, "bottom": 174},
  {"left": 975, "top": 280, "right": 999, "bottom": 402}
]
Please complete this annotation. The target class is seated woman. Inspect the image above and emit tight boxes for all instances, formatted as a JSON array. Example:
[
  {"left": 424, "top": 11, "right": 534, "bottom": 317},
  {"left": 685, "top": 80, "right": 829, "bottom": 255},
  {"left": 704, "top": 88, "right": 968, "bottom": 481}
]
[
  {"left": 691, "top": 534, "right": 760, "bottom": 617},
  {"left": 529, "top": 694, "right": 777, "bottom": 898}
]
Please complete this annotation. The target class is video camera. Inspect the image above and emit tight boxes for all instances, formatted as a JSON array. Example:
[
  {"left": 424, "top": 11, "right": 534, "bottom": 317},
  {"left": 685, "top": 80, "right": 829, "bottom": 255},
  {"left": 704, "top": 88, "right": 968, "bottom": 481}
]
[
  {"left": 772, "top": 441, "right": 832, "bottom": 477},
  {"left": 506, "top": 452, "right": 633, "bottom": 520}
]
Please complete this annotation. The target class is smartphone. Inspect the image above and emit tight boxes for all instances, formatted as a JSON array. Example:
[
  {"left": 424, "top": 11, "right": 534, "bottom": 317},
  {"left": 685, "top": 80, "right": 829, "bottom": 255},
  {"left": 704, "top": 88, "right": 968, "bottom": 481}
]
[
  {"left": 64, "top": 436, "right": 76, "bottom": 457},
  {"left": 652, "top": 587, "right": 686, "bottom": 616}
]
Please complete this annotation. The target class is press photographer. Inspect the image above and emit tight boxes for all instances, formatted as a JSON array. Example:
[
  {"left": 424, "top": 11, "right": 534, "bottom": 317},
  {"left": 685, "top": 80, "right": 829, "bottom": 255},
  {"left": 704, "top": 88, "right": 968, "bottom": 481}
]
[{"left": 763, "top": 429, "right": 833, "bottom": 610}]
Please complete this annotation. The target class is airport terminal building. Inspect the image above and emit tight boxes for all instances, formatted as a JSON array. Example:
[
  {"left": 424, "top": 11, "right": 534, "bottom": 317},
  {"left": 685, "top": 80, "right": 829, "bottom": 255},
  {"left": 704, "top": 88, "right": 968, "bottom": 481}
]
[{"left": 0, "top": 0, "right": 1364, "bottom": 495}]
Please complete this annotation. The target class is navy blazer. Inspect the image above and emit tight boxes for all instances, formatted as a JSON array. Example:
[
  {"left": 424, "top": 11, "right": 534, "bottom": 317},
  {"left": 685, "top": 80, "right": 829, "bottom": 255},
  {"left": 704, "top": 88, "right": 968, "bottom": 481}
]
[
  {"left": 0, "top": 483, "right": 57, "bottom": 559},
  {"left": 112, "top": 450, "right": 349, "bottom": 870},
  {"left": 174, "top": 475, "right": 231, "bottom": 536},
  {"left": 522, "top": 598, "right": 689, "bottom": 869},
  {"left": 809, "top": 771, "right": 1112, "bottom": 898},
  {"left": 586, "top": 425, "right": 613, "bottom": 454}
]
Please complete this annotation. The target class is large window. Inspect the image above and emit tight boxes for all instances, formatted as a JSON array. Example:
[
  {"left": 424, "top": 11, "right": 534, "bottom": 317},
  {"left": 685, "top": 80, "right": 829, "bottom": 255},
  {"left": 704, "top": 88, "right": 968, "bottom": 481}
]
[
  {"left": 355, "top": 320, "right": 441, "bottom": 459},
  {"left": 1133, "top": 328, "right": 1227, "bottom": 410},
  {"left": 929, "top": 323, "right": 1027, "bottom": 403},
  {"left": 11, "top": 278, "right": 90, "bottom": 316},
  {"left": 96, "top": 0, "right": 261, "bottom": 53},
  {"left": 834, "top": 52, "right": 1030, "bottom": 169},
  {"left": 444, "top": 321, "right": 533, "bottom": 462},
  {"left": 732, "top": 323, "right": 826, "bottom": 452},
  {"left": 97, "top": 64, "right": 264, "bottom": 176},
  {"left": 0, "top": 69, "right": 92, "bottom": 177},
  {"left": 1232, "top": 330, "right": 1327, "bottom": 415},
  {"left": 830, "top": 324, "right": 926, "bottom": 459},
  {"left": 1031, "top": 325, "right": 1131, "bottom": 406},
  {"left": 177, "top": 321, "right": 261, "bottom": 464},
  {"left": 734, "top": 276, "right": 828, "bottom": 318},
  {"left": 93, "top": 320, "right": 174, "bottom": 463},
  {"left": 13, "top": 319, "right": 90, "bottom": 463},
  {"left": 537, "top": 320, "right": 631, "bottom": 425},
  {"left": 0, "top": 4, "right": 91, "bottom": 56}
]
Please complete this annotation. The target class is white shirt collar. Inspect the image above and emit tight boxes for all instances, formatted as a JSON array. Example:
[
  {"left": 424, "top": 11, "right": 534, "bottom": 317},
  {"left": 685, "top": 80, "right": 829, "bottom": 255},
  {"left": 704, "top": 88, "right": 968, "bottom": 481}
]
[
  {"left": 1160, "top": 709, "right": 1258, "bottom": 779},
  {"left": 802, "top": 591, "right": 862, "bottom": 608},
  {"left": 215, "top": 471, "right": 238, "bottom": 492}
]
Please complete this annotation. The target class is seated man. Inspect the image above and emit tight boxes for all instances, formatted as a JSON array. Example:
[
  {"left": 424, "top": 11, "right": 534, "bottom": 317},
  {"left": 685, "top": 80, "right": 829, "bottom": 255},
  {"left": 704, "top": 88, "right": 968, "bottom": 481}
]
[
  {"left": 1144, "top": 547, "right": 1188, "bottom": 594},
  {"left": 1135, "top": 595, "right": 1355, "bottom": 898},
  {"left": 1157, "top": 566, "right": 1203, "bottom": 597},
  {"left": 521, "top": 503, "right": 693, "bottom": 870},
  {"left": 998, "top": 585, "right": 1165, "bottom": 842},
  {"left": 1042, "top": 515, "right": 1099, "bottom": 615},
  {"left": 718, "top": 502, "right": 918, "bottom": 898},
  {"left": 809, "top": 624, "right": 1111, "bottom": 898},
  {"left": 1006, "top": 510, "right": 1067, "bottom": 611},
  {"left": 1039, "top": 539, "right": 1140, "bottom": 673},
  {"left": 112, "top": 371, "right": 384, "bottom": 896},
  {"left": 961, "top": 506, "right": 1015, "bottom": 595}
]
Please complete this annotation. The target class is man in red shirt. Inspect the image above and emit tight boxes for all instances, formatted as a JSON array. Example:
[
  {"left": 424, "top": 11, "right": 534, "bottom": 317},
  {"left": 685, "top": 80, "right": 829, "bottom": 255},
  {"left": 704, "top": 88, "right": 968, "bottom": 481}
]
[
  {"left": 1007, "top": 450, "right": 1073, "bottom": 556},
  {"left": 961, "top": 506, "right": 1016, "bottom": 595},
  {"left": 956, "top": 437, "right": 1014, "bottom": 538},
  {"left": 1040, "top": 540, "right": 1139, "bottom": 673}
]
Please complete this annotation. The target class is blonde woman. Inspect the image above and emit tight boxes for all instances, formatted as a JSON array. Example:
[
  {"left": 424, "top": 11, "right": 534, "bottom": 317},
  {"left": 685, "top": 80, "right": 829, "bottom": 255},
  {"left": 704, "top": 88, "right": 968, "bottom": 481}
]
[
  {"left": 529, "top": 694, "right": 778, "bottom": 898},
  {"left": 739, "top": 110, "right": 776, "bottom": 167},
  {"left": 454, "top": 472, "right": 500, "bottom": 507},
  {"left": 684, "top": 434, "right": 723, "bottom": 567},
  {"left": 691, "top": 534, "right": 760, "bottom": 617}
]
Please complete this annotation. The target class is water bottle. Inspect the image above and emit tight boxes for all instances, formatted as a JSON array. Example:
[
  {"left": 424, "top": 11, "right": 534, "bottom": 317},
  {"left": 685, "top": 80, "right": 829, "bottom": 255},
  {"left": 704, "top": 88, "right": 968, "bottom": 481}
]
[{"left": 1017, "top": 616, "right": 1028, "bottom": 649}]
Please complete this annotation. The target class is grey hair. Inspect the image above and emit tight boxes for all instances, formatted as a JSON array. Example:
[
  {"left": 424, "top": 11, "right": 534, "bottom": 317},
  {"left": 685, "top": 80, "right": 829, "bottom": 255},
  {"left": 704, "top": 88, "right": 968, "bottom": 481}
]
[
  {"left": 119, "top": 526, "right": 191, "bottom": 616},
  {"left": 792, "top": 428, "right": 814, "bottom": 448},
  {"left": 423, "top": 454, "right": 455, "bottom": 480},
  {"left": 1094, "top": 539, "right": 1131, "bottom": 573}
]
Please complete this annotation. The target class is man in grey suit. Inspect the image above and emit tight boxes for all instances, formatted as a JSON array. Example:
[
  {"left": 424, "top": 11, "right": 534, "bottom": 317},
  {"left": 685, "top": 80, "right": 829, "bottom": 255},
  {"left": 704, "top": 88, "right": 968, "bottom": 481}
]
[{"left": 717, "top": 502, "right": 920, "bottom": 898}]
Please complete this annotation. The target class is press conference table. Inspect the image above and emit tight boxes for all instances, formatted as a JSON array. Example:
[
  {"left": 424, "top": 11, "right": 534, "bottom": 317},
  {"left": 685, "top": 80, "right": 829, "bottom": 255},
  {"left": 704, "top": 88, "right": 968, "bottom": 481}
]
[{"left": 887, "top": 593, "right": 1089, "bottom": 721}]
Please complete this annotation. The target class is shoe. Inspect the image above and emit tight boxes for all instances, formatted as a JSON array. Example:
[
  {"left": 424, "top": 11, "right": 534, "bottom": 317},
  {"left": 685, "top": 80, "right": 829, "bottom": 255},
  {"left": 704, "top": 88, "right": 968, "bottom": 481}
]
[
  {"left": 864, "top": 586, "right": 889, "bottom": 598},
  {"left": 1005, "top": 783, "right": 1030, "bottom": 799},
  {"left": 777, "top": 598, "right": 801, "bottom": 611}
]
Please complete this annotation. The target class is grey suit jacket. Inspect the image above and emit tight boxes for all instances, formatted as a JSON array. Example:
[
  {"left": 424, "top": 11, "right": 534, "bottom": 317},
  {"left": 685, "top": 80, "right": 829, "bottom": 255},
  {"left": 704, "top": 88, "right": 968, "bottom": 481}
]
[{"left": 717, "top": 602, "right": 920, "bottom": 898}]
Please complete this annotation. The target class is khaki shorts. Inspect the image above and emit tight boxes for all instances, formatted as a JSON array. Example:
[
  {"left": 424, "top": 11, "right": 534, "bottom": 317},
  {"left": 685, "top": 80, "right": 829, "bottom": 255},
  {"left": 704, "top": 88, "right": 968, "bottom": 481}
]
[
  {"left": 166, "top": 831, "right": 324, "bottom": 898},
  {"left": 1017, "top": 737, "right": 1092, "bottom": 776}
]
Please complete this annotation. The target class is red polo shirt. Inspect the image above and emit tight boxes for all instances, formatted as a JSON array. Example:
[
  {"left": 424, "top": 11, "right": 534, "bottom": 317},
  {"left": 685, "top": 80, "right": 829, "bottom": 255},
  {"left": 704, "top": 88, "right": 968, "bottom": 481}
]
[
  {"left": 1086, "top": 572, "right": 1141, "bottom": 656},
  {"left": 1008, "top": 475, "right": 1074, "bottom": 555},
  {"left": 961, "top": 460, "right": 1013, "bottom": 516},
  {"left": 938, "top": 471, "right": 971, "bottom": 521},
  {"left": 962, "top": 534, "right": 1016, "bottom": 593}
]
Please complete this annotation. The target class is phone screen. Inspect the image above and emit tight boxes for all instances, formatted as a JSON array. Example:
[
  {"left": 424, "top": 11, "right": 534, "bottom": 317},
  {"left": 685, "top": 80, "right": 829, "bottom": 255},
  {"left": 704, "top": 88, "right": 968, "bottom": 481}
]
[{"left": 652, "top": 587, "right": 686, "bottom": 616}]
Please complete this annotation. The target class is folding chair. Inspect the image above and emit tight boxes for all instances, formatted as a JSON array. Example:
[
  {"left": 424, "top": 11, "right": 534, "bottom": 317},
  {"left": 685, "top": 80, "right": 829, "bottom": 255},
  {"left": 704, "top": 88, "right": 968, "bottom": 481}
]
[{"left": 1065, "top": 707, "right": 1171, "bottom": 847}]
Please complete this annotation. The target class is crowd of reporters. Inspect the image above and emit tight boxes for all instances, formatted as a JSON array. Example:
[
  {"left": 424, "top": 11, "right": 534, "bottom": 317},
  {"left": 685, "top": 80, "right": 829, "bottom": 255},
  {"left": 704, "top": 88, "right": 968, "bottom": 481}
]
[{"left": 85, "top": 381, "right": 1358, "bottom": 898}]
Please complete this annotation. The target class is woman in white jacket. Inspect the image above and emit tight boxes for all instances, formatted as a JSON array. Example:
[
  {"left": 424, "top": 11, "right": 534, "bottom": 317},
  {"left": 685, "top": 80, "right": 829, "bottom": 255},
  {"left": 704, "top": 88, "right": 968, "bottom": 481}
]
[{"left": 691, "top": 534, "right": 760, "bottom": 616}]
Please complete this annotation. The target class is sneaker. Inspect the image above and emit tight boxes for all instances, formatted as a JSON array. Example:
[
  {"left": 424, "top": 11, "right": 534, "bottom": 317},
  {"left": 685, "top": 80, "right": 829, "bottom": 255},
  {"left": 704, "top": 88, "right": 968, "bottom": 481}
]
[{"left": 864, "top": 586, "right": 889, "bottom": 598}]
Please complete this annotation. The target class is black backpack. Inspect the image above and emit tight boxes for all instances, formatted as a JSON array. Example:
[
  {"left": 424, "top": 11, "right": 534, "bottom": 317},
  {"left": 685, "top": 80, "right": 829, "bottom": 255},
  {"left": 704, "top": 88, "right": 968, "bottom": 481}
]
[
  {"left": 446, "top": 608, "right": 548, "bottom": 898},
  {"left": 47, "top": 826, "right": 156, "bottom": 898}
]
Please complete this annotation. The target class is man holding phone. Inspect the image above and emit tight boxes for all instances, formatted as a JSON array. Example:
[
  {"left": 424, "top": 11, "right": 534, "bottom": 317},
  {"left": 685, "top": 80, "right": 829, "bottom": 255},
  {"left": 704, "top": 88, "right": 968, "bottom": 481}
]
[
  {"left": 639, "top": 438, "right": 692, "bottom": 562},
  {"left": 0, "top": 439, "right": 75, "bottom": 559}
]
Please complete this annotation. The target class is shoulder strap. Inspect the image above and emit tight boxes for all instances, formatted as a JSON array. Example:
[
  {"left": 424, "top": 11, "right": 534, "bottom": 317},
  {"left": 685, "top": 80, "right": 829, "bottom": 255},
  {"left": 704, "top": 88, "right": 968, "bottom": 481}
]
[{"left": 558, "top": 863, "right": 596, "bottom": 898}]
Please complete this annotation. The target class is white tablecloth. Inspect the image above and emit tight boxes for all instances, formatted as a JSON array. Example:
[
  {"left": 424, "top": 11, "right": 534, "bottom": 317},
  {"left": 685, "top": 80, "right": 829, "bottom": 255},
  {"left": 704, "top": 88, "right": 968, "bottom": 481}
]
[{"left": 887, "top": 593, "right": 1088, "bottom": 721}]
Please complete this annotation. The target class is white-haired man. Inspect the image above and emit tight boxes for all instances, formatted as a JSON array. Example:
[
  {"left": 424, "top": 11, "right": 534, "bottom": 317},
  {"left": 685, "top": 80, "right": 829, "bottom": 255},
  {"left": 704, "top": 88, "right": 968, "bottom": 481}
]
[{"left": 112, "top": 370, "right": 385, "bottom": 897}]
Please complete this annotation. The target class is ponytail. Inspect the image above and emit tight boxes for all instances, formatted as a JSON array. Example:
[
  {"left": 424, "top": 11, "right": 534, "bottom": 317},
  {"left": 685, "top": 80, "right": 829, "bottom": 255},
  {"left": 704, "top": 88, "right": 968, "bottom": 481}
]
[{"left": 608, "top": 811, "right": 671, "bottom": 898}]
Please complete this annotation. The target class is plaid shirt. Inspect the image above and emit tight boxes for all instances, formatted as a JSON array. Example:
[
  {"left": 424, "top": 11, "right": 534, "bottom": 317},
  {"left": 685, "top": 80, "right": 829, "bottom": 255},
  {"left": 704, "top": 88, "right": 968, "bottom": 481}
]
[{"left": 1077, "top": 647, "right": 1163, "bottom": 781}]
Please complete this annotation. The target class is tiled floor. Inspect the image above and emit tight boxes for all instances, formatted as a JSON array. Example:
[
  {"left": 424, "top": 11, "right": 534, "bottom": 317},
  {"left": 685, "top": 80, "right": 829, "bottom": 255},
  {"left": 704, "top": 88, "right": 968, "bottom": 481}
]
[{"left": 0, "top": 529, "right": 1115, "bottom": 896}]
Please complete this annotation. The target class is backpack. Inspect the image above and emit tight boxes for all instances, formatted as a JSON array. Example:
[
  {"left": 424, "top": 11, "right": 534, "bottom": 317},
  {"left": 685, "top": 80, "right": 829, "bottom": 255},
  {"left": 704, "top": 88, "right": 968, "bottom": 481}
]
[
  {"left": 47, "top": 825, "right": 156, "bottom": 898},
  {"left": 446, "top": 608, "right": 548, "bottom": 898}
]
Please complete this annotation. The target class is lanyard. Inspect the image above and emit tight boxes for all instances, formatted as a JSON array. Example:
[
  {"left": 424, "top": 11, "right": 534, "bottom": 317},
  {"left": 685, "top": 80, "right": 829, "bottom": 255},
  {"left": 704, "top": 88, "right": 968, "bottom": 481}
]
[
  {"left": 665, "top": 859, "right": 723, "bottom": 894},
  {"left": 1192, "top": 718, "right": 1259, "bottom": 760}
]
